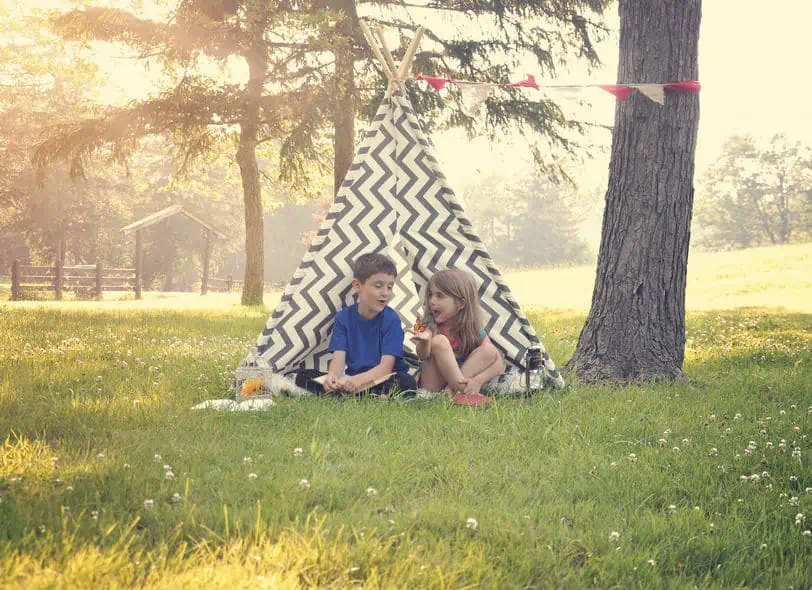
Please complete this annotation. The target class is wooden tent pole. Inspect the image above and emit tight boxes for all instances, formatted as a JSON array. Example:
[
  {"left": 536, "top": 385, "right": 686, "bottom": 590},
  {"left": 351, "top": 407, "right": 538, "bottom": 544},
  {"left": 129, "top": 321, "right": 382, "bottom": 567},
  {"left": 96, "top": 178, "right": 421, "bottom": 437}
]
[
  {"left": 397, "top": 27, "right": 424, "bottom": 80},
  {"left": 375, "top": 28, "right": 402, "bottom": 96},
  {"left": 359, "top": 21, "right": 394, "bottom": 82}
]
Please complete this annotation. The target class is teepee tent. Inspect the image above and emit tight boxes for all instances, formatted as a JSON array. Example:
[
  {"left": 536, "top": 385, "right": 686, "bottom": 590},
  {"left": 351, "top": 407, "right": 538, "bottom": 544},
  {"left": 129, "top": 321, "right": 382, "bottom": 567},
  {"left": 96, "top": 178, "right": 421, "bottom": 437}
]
[{"left": 235, "top": 24, "right": 563, "bottom": 394}]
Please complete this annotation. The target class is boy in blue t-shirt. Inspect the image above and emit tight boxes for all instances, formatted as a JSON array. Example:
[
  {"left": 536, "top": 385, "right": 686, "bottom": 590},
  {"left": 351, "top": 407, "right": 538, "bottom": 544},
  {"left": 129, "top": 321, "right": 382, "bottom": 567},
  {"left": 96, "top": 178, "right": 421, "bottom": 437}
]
[{"left": 295, "top": 253, "right": 417, "bottom": 396}]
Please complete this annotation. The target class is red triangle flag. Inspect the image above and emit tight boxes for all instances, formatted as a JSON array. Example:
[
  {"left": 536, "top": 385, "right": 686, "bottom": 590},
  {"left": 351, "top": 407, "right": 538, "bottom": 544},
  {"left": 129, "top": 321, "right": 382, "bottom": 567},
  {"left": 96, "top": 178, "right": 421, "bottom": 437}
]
[
  {"left": 416, "top": 74, "right": 450, "bottom": 91},
  {"left": 508, "top": 74, "right": 539, "bottom": 89},
  {"left": 599, "top": 85, "right": 634, "bottom": 101},
  {"left": 663, "top": 80, "right": 701, "bottom": 93}
]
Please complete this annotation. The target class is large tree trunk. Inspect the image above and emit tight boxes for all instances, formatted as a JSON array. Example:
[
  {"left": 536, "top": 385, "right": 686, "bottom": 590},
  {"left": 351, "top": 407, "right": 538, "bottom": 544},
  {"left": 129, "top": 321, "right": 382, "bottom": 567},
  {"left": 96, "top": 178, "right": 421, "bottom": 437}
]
[
  {"left": 237, "top": 24, "right": 268, "bottom": 306},
  {"left": 567, "top": 0, "right": 701, "bottom": 382},
  {"left": 332, "top": 0, "right": 358, "bottom": 196}
]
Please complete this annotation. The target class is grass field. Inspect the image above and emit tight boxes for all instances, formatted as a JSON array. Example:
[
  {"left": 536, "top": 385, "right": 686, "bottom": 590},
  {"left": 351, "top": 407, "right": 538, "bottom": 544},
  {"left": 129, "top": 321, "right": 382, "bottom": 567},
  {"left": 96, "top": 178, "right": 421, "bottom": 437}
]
[{"left": 0, "top": 243, "right": 810, "bottom": 588}]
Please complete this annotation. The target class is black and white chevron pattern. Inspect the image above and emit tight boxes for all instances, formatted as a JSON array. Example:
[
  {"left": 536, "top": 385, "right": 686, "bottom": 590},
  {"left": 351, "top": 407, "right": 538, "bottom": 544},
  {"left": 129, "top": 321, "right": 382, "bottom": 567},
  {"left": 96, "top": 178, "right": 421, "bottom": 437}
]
[{"left": 240, "top": 92, "right": 563, "bottom": 387}]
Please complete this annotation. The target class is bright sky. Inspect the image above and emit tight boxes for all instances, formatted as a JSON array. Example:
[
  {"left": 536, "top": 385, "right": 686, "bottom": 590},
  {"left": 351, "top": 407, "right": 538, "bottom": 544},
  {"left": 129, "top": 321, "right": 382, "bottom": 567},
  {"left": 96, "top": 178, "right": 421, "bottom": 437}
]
[
  {"left": 434, "top": 0, "right": 812, "bottom": 194},
  {"left": 21, "top": 0, "right": 812, "bottom": 198}
]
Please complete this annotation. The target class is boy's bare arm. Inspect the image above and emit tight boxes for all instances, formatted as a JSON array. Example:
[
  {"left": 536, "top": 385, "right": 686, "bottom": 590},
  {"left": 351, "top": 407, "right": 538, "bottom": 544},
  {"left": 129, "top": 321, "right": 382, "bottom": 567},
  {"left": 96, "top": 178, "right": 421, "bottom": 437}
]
[
  {"left": 324, "top": 351, "right": 346, "bottom": 391},
  {"left": 342, "top": 355, "right": 396, "bottom": 392}
]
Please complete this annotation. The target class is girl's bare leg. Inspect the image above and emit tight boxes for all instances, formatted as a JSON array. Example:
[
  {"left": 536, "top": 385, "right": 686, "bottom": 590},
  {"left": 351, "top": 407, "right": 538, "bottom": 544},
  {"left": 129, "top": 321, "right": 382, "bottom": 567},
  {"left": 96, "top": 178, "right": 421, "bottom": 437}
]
[
  {"left": 417, "top": 355, "right": 446, "bottom": 391},
  {"left": 420, "top": 335, "right": 466, "bottom": 393},
  {"left": 459, "top": 343, "right": 500, "bottom": 379},
  {"left": 459, "top": 342, "right": 505, "bottom": 393}
]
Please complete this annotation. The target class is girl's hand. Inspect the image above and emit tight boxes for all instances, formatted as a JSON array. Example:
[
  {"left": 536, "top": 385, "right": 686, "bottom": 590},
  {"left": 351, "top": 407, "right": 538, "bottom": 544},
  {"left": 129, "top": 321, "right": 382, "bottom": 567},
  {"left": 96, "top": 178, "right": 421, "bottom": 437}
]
[
  {"left": 462, "top": 378, "right": 482, "bottom": 395},
  {"left": 409, "top": 329, "right": 431, "bottom": 342},
  {"left": 406, "top": 325, "right": 432, "bottom": 342}
]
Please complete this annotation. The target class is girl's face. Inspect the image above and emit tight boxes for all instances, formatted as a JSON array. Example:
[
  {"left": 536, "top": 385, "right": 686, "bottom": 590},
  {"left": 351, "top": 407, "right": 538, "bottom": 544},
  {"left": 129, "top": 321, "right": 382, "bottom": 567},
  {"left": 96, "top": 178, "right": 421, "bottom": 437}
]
[{"left": 428, "top": 287, "right": 464, "bottom": 326}]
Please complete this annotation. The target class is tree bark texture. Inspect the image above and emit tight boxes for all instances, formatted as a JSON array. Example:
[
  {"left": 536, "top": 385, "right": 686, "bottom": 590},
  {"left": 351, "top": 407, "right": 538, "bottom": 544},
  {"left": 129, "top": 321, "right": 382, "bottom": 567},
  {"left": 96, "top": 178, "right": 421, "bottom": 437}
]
[
  {"left": 568, "top": 0, "right": 701, "bottom": 382},
  {"left": 332, "top": 0, "right": 358, "bottom": 196},
  {"left": 237, "top": 18, "right": 268, "bottom": 307}
]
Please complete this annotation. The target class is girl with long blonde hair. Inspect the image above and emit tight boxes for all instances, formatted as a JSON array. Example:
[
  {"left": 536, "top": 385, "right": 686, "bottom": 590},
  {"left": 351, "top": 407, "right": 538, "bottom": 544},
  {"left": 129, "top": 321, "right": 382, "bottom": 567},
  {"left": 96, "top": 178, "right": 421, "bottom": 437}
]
[{"left": 409, "top": 269, "right": 504, "bottom": 395}]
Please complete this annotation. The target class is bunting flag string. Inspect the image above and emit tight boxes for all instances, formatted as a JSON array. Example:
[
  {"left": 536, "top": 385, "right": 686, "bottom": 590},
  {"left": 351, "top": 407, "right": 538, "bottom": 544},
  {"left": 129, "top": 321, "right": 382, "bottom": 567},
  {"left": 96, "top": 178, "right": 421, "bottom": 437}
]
[{"left": 414, "top": 74, "right": 700, "bottom": 114}]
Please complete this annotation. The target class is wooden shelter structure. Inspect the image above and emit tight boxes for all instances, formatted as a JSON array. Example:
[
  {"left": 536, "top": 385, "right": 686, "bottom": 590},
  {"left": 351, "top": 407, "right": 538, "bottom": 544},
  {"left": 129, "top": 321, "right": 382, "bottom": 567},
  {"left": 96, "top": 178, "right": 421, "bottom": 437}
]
[{"left": 121, "top": 205, "right": 224, "bottom": 298}]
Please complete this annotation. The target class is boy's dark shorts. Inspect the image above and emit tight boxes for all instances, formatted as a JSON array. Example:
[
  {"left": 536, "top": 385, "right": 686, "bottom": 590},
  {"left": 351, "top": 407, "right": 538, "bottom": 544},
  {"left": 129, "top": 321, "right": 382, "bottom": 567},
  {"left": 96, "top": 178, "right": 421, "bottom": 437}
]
[{"left": 294, "top": 370, "right": 417, "bottom": 397}]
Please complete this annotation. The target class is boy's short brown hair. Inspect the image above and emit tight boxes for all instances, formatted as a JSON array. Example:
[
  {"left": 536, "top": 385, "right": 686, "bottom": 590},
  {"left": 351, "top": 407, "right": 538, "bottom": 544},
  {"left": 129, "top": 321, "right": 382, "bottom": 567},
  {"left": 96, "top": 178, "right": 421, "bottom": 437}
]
[{"left": 352, "top": 253, "right": 397, "bottom": 283}]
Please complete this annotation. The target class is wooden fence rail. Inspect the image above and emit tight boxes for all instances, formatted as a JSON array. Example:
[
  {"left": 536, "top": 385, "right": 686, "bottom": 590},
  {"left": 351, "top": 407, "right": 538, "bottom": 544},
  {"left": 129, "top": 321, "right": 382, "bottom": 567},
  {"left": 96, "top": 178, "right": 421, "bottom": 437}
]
[
  {"left": 208, "top": 276, "right": 243, "bottom": 293},
  {"left": 10, "top": 260, "right": 138, "bottom": 300}
]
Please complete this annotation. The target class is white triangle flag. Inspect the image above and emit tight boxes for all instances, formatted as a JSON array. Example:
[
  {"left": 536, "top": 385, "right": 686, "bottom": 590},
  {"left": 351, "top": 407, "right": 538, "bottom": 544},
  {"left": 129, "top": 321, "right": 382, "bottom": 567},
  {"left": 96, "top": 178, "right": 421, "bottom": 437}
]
[
  {"left": 629, "top": 84, "right": 665, "bottom": 105},
  {"left": 459, "top": 83, "right": 493, "bottom": 116}
]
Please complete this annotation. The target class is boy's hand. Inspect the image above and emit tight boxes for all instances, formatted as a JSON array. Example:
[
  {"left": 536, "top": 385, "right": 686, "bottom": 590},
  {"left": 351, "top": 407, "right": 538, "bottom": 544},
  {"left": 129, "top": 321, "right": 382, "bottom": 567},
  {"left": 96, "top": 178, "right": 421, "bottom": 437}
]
[
  {"left": 323, "top": 374, "right": 341, "bottom": 392},
  {"left": 339, "top": 376, "right": 364, "bottom": 393}
]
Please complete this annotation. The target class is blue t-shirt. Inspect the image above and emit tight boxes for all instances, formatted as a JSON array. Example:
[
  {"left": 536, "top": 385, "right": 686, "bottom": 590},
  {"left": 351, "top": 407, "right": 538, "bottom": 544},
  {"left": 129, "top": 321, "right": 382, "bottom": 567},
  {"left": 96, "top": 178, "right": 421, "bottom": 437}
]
[{"left": 328, "top": 304, "right": 409, "bottom": 376}]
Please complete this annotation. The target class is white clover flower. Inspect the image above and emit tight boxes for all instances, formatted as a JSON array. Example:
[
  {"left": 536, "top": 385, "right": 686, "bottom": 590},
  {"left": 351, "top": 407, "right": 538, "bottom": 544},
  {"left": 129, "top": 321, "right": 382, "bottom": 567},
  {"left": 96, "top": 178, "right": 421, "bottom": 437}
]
[
  {"left": 667, "top": 505, "right": 677, "bottom": 514},
  {"left": 790, "top": 404, "right": 797, "bottom": 409},
  {"left": 740, "top": 475, "right": 748, "bottom": 482},
  {"left": 658, "top": 439, "right": 667, "bottom": 447},
  {"left": 780, "top": 410, "right": 786, "bottom": 416},
  {"left": 91, "top": 510, "right": 99, "bottom": 521},
  {"left": 609, "top": 461, "right": 617, "bottom": 468},
  {"left": 792, "top": 448, "right": 801, "bottom": 458},
  {"left": 647, "top": 559, "right": 656, "bottom": 567},
  {"left": 663, "top": 429, "right": 672, "bottom": 437},
  {"left": 749, "top": 474, "right": 760, "bottom": 483},
  {"left": 293, "top": 448, "right": 303, "bottom": 457},
  {"left": 709, "top": 448, "right": 719, "bottom": 457},
  {"left": 38, "top": 525, "right": 46, "bottom": 534},
  {"left": 762, "top": 471, "right": 770, "bottom": 478},
  {"left": 165, "top": 471, "right": 175, "bottom": 480},
  {"left": 299, "top": 479, "right": 310, "bottom": 490},
  {"left": 248, "top": 473, "right": 257, "bottom": 480},
  {"left": 672, "top": 447, "right": 680, "bottom": 452},
  {"left": 694, "top": 506, "right": 701, "bottom": 511},
  {"left": 628, "top": 454, "right": 638, "bottom": 463},
  {"left": 760, "top": 543, "right": 767, "bottom": 549},
  {"left": 709, "top": 415, "right": 716, "bottom": 423},
  {"left": 805, "top": 487, "right": 812, "bottom": 494},
  {"left": 609, "top": 531, "right": 620, "bottom": 543},
  {"left": 143, "top": 499, "right": 155, "bottom": 510},
  {"left": 96, "top": 453, "right": 105, "bottom": 461},
  {"left": 793, "top": 426, "right": 801, "bottom": 433},
  {"left": 734, "top": 413, "right": 742, "bottom": 420},
  {"left": 748, "top": 441, "right": 757, "bottom": 449},
  {"left": 154, "top": 454, "right": 162, "bottom": 462},
  {"left": 789, "top": 496, "right": 800, "bottom": 506},
  {"left": 803, "top": 530, "right": 812, "bottom": 537},
  {"left": 162, "top": 464, "right": 172, "bottom": 471},
  {"left": 795, "top": 513, "right": 805, "bottom": 525},
  {"left": 366, "top": 487, "right": 378, "bottom": 497},
  {"left": 123, "top": 463, "right": 130, "bottom": 469},
  {"left": 744, "top": 448, "right": 752, "bottom": 456},
  {"left": 766, "top": 442, "right": 774, "bottom": 449},
  {"left": 682, "top": 438, "right": 690, "bottom": 445},
  {"left": 465, "top": 517, "right": 478, "bottom": 531},
  {"left": 243, "top": 456, "right": 252, "bottom": 465},
  {"left": 171, "top": 493, "right": 182, "bottom": 504}
]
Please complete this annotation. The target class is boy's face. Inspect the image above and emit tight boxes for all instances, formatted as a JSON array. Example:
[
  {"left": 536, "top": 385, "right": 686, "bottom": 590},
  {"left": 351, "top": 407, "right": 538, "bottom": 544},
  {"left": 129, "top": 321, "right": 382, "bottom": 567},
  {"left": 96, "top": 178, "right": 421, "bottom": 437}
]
[{"left": 353, "top": 272, "right": 396, "bottom": 318}]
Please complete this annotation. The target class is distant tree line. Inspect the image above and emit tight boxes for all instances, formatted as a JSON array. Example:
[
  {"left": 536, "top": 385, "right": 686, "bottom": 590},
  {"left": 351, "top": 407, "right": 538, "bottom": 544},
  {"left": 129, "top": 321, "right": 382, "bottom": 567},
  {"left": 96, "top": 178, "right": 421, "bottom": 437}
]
[{"left": 694, "top": 134, "right": 812, "bottom": 250}]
